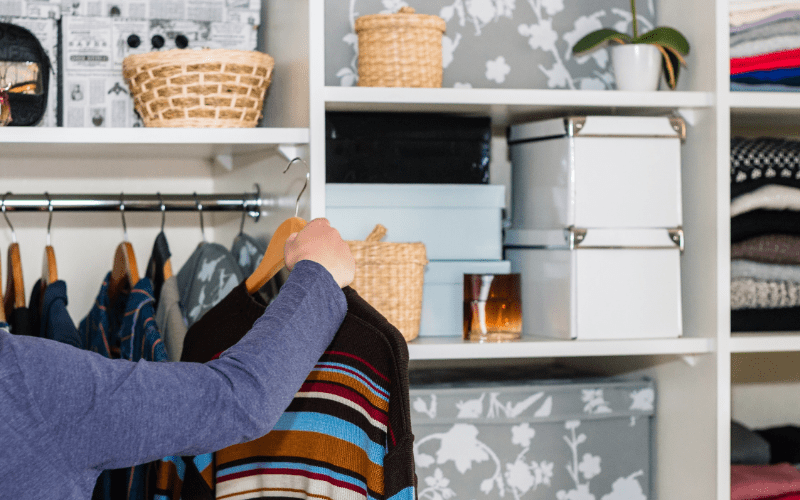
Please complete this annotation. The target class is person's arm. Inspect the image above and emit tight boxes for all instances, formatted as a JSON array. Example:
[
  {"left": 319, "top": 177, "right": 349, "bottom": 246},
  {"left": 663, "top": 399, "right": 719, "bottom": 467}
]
[{"left": 9, "top": 259, "right": 346, "bottom": 472}]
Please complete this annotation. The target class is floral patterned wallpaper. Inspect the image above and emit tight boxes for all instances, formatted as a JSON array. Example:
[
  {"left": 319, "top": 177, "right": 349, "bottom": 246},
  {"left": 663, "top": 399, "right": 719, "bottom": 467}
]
[{"left": 325, "top": 0, "right": 657, "bottom": 89}]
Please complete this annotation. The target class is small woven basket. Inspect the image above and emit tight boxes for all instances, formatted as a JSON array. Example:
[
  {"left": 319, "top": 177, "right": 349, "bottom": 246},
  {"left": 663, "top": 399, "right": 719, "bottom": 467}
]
[
  {"left": 122, "top": 49, "right": 274, "bottom": 128},
  {"left": 347, "top": 224, "right": 428, "bottom": 342},
  {"left": 355, "top": 6, "right": 446, "bottom": 88}
]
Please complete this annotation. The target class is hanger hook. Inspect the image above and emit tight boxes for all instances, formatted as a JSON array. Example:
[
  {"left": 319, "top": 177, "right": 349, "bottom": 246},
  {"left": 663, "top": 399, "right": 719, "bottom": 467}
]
[
  {"left": 45, "top": 192, "right": 53, "bottom": 247},
  {"left": 158, "top": 192, "right": 166, "bottom": 233},
  {"left": 283, "top": 157, "right": 309, "bottom": 218},
  {"left": 1, "top": 191, "right": 16, "bottom": 243},
  {"left": 239, "top": 190, "right": 247, "bottom": 236},
  {"left": 120, "top": 192, "right": 128, "bottom": 241},
  {"left": 194, "top": 192, "right": 206, "bottom": 243}
]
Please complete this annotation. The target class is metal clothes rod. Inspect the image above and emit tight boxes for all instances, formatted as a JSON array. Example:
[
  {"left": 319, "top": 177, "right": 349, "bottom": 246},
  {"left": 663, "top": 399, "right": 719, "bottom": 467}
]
[{"left": 0, "top": 192, "right": 286, "bottom": 219}]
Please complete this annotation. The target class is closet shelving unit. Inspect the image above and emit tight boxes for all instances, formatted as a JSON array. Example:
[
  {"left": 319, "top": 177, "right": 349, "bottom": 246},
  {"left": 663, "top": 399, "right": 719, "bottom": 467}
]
[{"left": 4, "top": 0, "right": 792, "bottom": 497}]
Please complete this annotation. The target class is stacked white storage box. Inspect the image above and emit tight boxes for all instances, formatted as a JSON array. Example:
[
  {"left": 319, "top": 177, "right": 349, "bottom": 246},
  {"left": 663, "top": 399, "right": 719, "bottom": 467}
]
[
  {"left": 326, "top": 184, "right": 510, "bottom": 338},
  {"left": 506, "top": 116, "right": 685, "bottom": 340}
]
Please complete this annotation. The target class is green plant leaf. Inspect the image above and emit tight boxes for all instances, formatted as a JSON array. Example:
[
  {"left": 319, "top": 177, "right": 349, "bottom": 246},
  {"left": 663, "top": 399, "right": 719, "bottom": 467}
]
[
  {"left": 572, "top": 29, "right": 632, "bottom": 54},
  {"left": 634, "top": 27, "right": 690, "bottom": 55},
  {"left": 659, "top": 45, "right": 683, "bottom": 90}
]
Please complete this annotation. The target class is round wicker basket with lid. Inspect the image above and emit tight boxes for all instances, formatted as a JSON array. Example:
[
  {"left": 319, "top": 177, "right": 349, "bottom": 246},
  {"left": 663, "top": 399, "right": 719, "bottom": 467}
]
[
  {"left": 355, "top": 6, "right": 446, "bottom": 88},
  {"left": 123, "top": 48, "right": 274, "bottom": 128}
]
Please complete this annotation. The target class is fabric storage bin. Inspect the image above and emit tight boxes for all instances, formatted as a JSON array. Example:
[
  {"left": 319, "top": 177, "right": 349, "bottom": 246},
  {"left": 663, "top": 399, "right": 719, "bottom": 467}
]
[
  {"left": 326, "top": 112, "right": 490, "bottom": 184},
  {"left": 326, "top": 184, "right": 505, "bottom": 260},
  {"left": 505, "top": 228, "right": 683, "bottom": 340},
  {"left": 507, "top": 115, "right": 685, "bottom": 230},
  {"left": 410, "top": 367, "right": 655, "bottom": 500},
  {"left": 420, "top": 260, "right": 510, "bottom": 338}
]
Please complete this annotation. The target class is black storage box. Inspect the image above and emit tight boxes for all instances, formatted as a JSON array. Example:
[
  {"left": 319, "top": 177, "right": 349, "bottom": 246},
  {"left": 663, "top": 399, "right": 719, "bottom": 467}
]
[{"left": 326, "top": 112, "right": 490, "bottom": 184}]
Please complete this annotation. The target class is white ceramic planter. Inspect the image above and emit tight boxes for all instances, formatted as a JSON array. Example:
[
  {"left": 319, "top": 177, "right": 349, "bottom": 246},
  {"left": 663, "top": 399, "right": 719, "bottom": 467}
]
[{"left": 611, "top": 44, "right": 662, "bottom": 91}]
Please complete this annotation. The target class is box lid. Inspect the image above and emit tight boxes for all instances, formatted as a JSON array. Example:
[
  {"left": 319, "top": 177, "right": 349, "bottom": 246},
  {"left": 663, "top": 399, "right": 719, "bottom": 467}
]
[
  {"left": 409, "top": 366, "right": 655, "bottom": 423},
  {"left": 326, "top": 184, "right": 505, "bottom": 208},
  {"left": 504, "top": 228, "right": 683, "bottom": 251},
  {"left": 425, "top": 260, "right": 511, "bottom": 284},
  {"left": 507, "top": 115, "right": 685, "bottom": 144}
]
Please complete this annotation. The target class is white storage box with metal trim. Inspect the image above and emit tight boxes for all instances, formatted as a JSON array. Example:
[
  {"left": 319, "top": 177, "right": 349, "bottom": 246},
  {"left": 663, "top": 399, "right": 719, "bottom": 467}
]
[
  {"left": 410, "top": 367, "right": 655, "bottom": 500},
  {"left": 326, "top": 184, "right": 505, "bottom": 260},
  {"left": 505, "top": 228, "right": 683, "bottom": 340},
  {"left": 420, "top": 260, "right": 511, "bottom": 338},
  {"left": 507, "top": 115, "right": 685, "bottom": 230}
]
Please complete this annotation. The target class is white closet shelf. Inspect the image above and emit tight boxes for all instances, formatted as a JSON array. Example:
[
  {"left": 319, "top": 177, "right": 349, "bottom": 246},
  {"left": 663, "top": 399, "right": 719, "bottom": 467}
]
[
  {"left": 1, "top": 127, "right": 309, "bottom": 161},
  {"left": 731, "top": 333, "right": 800, "bottom": 353},
  {"left": 324, "top": 87, "right": 714, "bottom": 125},
  {"left": 730, "top": 91, "right": 800, "bottom": 111},
  {"left": 407, "top": 336, "right": 714, "bottom": 360}
]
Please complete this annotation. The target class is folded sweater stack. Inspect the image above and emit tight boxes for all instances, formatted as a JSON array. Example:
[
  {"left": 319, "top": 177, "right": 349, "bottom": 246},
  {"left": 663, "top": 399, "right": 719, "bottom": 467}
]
[
  {"left": 731, "top": 137, "right": 800, "bottom": 332},
  {"left": 731, "top": 0, "right": 800, "bottom": 91},
  {"left": 733, "top": 421, "right": 800, "bottom": 500}
]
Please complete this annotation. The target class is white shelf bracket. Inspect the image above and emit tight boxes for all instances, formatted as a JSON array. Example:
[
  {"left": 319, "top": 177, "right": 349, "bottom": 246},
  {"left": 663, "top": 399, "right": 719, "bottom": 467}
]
[
  {"left": 681, "top": 354, "right": 700, "bottom": 367},
  {"left": 214, "top": 153, "right": 234, "bottom": 172},
  {"left": 277, "top": 144, "right": 309, "bottom": 162}
]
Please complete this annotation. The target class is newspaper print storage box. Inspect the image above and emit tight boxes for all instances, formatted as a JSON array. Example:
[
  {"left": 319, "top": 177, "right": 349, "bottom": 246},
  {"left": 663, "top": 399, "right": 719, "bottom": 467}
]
[
  {"left": 410, "top": 369, "right": 655, "bottom": 500},
  {"left": 326, "top": 184, "right": 505, "bottom": 260}
]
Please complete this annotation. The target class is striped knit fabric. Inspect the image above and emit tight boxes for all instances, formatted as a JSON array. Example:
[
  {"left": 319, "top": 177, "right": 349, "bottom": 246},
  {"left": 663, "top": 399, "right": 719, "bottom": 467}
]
[
  {"left": 214, "top": 286, "right": 416, "bottom": 500},
  {"left": 155, "top": 286, "right": 415, "bottom": 500}
]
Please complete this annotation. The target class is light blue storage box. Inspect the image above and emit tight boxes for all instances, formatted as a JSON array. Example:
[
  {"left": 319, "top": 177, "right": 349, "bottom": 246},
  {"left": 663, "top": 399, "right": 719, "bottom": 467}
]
[
  {"left": 420, "top": 260, "right": 511, "bottom": 338},
  {"left": 325, "top": 184, "right": 505, "bottom": 260}
]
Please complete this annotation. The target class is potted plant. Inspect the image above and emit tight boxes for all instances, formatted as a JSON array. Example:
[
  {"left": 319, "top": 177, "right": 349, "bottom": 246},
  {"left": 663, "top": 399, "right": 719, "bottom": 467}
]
[{"left": 572, "top": 0, "right": 690, "bottom": 91}]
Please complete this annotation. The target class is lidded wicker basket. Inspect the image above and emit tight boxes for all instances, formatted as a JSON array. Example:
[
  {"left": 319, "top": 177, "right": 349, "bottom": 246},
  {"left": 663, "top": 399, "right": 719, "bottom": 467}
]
[
  {"left": 355, "top": 6, "right": 446, "bottom": 88},
  {"left": 347, "top": 224, "right": 428, "bottom": 342},
  {"left": 122, "top": 49, "right": 274, "bottom": 128}
]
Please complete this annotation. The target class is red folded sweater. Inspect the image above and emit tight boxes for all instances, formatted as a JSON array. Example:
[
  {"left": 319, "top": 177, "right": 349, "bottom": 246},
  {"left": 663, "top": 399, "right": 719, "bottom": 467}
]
[
  {"left": 731, "top": 48, "right": 800, "bottom": 75},
  {"left": 732, "top": 464, "right": 800, "bottom": 500}
]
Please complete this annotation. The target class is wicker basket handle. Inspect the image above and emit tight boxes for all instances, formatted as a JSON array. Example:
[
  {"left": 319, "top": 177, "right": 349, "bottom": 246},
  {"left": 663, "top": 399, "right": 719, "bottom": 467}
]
[
  {"left": 397, "top": 6, "right": 415, "bottom": 14},
  {"left": 366, "top": 224, "right": 387, "bottom": 242}
]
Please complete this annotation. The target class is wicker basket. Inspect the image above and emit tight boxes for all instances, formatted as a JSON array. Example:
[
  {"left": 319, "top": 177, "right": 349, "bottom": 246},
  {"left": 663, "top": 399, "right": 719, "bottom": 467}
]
[
  {"left": 348, "top": 224, "right": 428, "bottom": 342},
  {"left": 122, "top": 49, "right": 274, "bottom": 128},
  {"left": 355, "top": 6, "right": 446, "bottom": 88}
]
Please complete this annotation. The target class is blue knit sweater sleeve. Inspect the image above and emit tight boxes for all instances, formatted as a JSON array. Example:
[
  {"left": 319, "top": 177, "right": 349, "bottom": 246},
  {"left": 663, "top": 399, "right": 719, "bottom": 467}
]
[{"left": 5, "top": 260, "right": 346, "bottom": 472}]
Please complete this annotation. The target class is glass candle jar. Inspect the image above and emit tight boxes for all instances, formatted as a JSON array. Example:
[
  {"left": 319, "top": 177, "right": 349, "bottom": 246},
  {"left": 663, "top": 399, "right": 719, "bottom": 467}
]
[{"left": 463, "top": 273, "right": 522, "bottom": 342}]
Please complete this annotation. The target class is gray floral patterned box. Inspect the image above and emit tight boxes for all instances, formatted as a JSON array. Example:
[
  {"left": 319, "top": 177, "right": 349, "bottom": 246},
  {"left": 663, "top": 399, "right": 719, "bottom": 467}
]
[
  {"left": 409, "top": 369, "right": 655, "bottom": 500},
  {"left": 326, "top": 0, "right": 657, "bottom": 90}
]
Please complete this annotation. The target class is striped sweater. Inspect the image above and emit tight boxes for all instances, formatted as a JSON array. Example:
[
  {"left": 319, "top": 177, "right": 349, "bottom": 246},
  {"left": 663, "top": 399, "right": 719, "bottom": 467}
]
[
  {"left": 214, "top": 286, "right": 416, "bottom": 500},
  {"left": 170, "top": 286, "right": 416, "bottom": 500}
]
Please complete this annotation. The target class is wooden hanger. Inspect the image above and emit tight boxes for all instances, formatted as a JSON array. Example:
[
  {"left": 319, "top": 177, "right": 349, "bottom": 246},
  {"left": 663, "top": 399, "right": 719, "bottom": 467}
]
[
  {"left": 245, "top": 159, "right": 309, "bottom": 295},
  {"left": 108, "top": 195, "right": 140, "bottom": 304},
  {"left": 41, "top": 193, "right": 57, "bottom": 290},
  {"left": 2, "top": 194, "right": 24, "bottom": 320},
  {"left": 245, "top": 216, "right": 306, "bottom": 294}
]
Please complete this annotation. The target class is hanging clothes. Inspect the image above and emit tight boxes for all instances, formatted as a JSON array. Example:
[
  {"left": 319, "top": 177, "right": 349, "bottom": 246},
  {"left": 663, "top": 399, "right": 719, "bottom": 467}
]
[
  {"left": 159, "top": 283, "right": 417, "bottom": 500},
  {"left": 6, "top": 299, "right": 32, "bottom": 336},
  {"left": 156, "top": 276, "right": 188, "bottom": 362},
  {"left": 80, "top": 273, "right": 168, "bottom": 500},
  {"left": 232, "top": 232, "right": 290, "bottom": 305},
  {"left": 0, "top": 260, "right": 345, "bottom": 500},
  {"left": 146, "top": 231, "right": 172, "bottom": 306},
  {"left": 176, "top": 243, "right": 243, "bottom": 328},
  {"left": 28, "top": 279, "right": 81, "bottom": 348}
]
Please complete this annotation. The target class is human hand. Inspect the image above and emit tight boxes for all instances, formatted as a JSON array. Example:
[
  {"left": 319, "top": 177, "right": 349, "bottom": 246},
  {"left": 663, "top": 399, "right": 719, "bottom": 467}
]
[{"left": 284, "top": 218, "right": 355, "bottom": 288}]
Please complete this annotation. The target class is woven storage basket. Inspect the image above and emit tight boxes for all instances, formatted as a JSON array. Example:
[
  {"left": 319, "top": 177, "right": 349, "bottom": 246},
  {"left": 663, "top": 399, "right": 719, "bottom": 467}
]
[
  {"left": 348, "top": 224, "right": 427, "bottom": 342},
  {"left": 122, "top": 49, "right": 274, "bottom": 128},
  {"left": 355, "top": 6, "right": 446, "bottom": 88}
]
